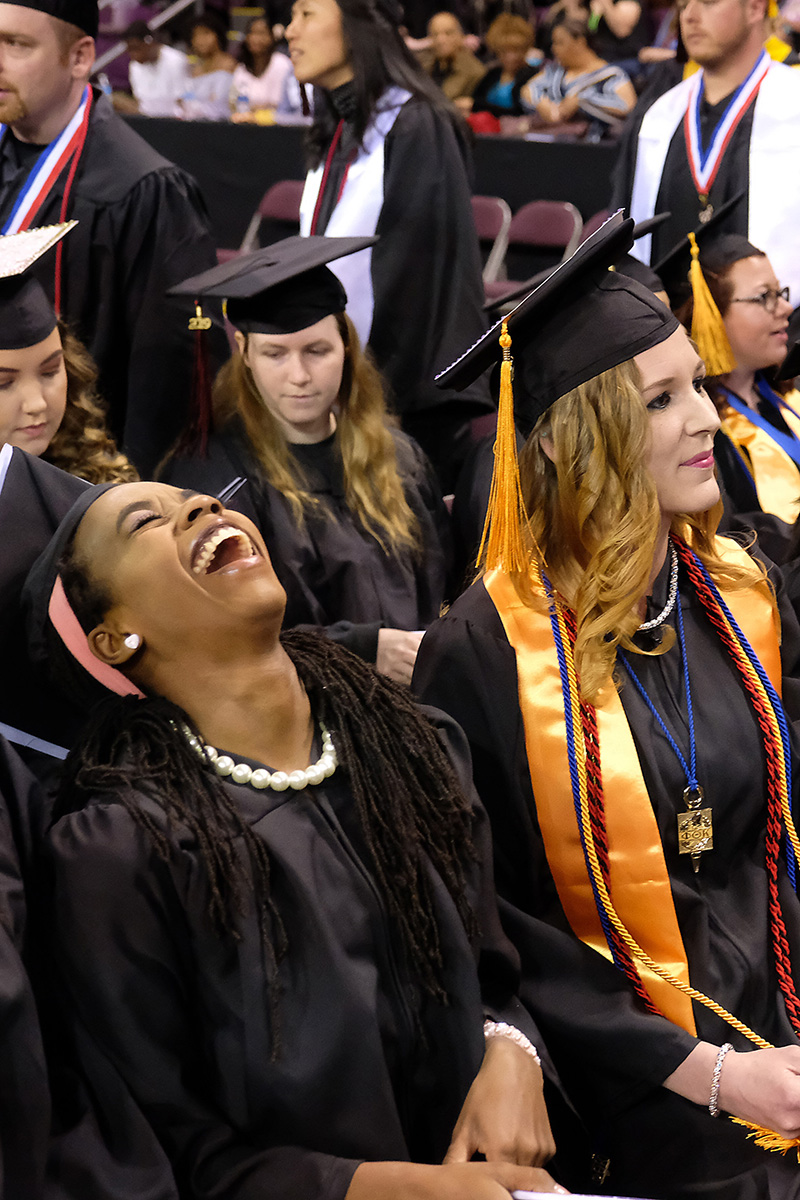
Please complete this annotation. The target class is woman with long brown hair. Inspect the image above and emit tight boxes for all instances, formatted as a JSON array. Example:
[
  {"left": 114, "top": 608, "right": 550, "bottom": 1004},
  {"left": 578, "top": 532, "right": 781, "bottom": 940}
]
[
  {"left": 415, "top": 215, "right": 800, "bottom": 1197},
  {"left": 162, "top": 239, "right": 450, "bottom": 685},
  {"left": 0, "top": 251, "right": 136, "bottom": 485}
]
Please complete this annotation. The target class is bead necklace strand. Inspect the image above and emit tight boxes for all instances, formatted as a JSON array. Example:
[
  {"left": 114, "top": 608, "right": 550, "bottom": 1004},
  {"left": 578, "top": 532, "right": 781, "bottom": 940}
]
[
  {"left": 183, "top": 722, "right": 337, "bottom": 792},
  {"left": 638, "top": 542, "right": 679, "bottom": 631}
]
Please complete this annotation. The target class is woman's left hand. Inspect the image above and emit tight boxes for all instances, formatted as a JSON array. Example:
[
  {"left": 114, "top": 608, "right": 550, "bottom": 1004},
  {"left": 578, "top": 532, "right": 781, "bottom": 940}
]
[{"left": 444, "top": 1035, "right": 556, "bottom": 1167}]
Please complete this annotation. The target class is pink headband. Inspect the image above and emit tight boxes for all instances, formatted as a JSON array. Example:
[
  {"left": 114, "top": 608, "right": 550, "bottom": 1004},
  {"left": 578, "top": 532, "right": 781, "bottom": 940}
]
[{"left": 48, "top": 575, "right": 144, "bottom": 699}]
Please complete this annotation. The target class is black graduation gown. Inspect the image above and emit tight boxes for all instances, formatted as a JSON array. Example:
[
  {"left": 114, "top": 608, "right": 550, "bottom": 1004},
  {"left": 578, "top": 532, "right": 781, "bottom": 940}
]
[
  {"left": 413, "top": 557, "right": 800, "bottom": 1198},
  {"left": 0, "top": 736, "right": 52, "bottom": 1199},
  {"left": 306, "top": 95, "right": 491, "bottom": 490},
  {"left": 46, "top": 710, "right": 542, "bottom": 1200},
  {"left": 0, "top": 91, "right": 226, "bottom": 477},
  {"left": 0, "top": 449, "right": 88, "bottom": 764},
  {"left": 612, "top": 88, "right": 753, "bottom": 303},
  {"left": 162, "top": 422, "right": 452, "bottom": 662}
]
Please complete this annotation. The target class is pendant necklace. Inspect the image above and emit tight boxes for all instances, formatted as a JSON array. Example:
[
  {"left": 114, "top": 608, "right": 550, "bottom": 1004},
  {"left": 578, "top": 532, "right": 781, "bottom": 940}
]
[{"left": 620, "top": 549, "right": 713, "bottom": 872}]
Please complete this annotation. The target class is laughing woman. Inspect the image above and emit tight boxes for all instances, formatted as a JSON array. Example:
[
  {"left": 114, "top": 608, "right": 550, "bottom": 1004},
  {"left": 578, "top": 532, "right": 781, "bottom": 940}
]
[
  {"left": 414, "top": 216, "right": 800, "bottom": 1198},
  {"left": 26, "top": 480, "right": 561, "bottom": 1200},
  {"left": 162, "top": 240, "right": 450, "bottom": 685}
]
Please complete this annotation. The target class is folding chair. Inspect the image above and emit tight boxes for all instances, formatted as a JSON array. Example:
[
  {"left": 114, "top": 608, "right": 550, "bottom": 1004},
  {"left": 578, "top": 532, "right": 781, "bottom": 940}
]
[
  {"left": 471, "top": 194, "right": 513, "bottom": 284},
  {"left": 484, "top": 199, "right": 584, "bottom": 307},
  {"left": 239, "top": 179, "right": 306, "bottom": 253}
]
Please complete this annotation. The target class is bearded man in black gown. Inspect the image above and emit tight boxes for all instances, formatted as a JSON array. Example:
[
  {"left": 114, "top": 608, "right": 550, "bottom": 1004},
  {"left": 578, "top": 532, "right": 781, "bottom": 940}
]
[{"left": 0, "top": 0, "right": 224, "bottom": 476}]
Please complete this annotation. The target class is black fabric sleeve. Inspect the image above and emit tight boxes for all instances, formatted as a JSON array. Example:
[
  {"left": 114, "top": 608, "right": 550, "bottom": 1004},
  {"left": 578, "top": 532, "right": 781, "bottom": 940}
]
[
  {"left": 94, "top": 167, "right": 228, "bottom": 477},
  {"left": 369, "top": 101, "right": 490, "bottom": 418},
  {"left": 47, "top": 804, "right": 362, "bottom": 1200}
]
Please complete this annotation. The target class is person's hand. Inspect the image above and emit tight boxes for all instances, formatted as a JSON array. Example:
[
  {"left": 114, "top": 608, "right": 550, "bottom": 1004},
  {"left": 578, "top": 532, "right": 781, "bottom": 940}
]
[
  {"left": 446, "top": 1036, "right": 556, "bottom": 1167},
  {"left": 720, "top": 1047, "right": 800, "bottom": 1138},
  {"left": 536, "top": 97, "right": 561, "bottom": 124},
  {"left": 376, "top": 629, "right": 424, "bottom": 685},
  {"left": 231, "top": 110, "right": 257, "bottom": 123},
  {"left": 557, "top": 94, "right": 580, "bottom": 120},
  {"left": 346, "top": 1160, "right": 567, "bottom": 1200}
]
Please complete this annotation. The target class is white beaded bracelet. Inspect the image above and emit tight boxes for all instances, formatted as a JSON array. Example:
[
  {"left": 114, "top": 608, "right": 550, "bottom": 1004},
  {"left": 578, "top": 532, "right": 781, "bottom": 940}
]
[
  {"left": 483, "top": 1019, "right": 542, "bottom": 1065},
  {"left": 708, "top": 1042, "right": 733, "bottom": 1117}
]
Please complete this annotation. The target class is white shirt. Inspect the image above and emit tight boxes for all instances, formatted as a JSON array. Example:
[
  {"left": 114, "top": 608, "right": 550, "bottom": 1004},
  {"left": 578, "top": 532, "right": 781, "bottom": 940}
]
[
  {"left": 231, "top": 54, "right": 293, "bottom": 110},
  {"left": 129, "top": 44, "right": 192, "bottom": 118}
]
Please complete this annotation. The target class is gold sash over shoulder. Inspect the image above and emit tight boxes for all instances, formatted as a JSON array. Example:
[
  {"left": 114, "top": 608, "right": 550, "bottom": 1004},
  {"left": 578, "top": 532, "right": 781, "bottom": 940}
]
[
  {"left": 485, "top": 537, "right": 781, "bottom": 1033},
  {"left": 722, "top": 408, "right": 800, "bottom": 525}
]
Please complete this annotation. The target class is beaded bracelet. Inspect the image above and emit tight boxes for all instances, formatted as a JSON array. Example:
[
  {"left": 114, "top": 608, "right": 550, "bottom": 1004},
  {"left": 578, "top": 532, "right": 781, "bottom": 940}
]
[
  {"left": 708, "top": 1042, "right": 733, "bottom": 1117},
  {"left": 483, "top": 1019, "right": 542, "bottom": 1065}
]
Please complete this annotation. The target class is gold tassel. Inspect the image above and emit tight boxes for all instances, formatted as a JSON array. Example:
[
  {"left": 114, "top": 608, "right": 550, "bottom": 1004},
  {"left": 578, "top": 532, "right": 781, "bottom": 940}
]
[
  {"left": 731, "top": 1118, "right": 800, "bottom": 1159},
  {"left": 688, "top": 232, "right": 737, "bottom": 376},
  {"left": 477, "top": 322, "right": 530, "bottom": 573},
  {"left": 768, "top": 0, "right": 779, "bottom": 18}
]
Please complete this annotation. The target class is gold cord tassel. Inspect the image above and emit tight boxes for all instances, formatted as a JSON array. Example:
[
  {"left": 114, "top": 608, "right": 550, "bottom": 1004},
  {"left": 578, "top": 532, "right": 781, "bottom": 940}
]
[
  {"left": 731, "top": 1118, "right": 800, "bottom": 1159},
  {"left": 477, "top": 322, "right": 530, "bottom": 573},
  {"left": 688, "top": 232, "right": 737, "bottom": 376}
]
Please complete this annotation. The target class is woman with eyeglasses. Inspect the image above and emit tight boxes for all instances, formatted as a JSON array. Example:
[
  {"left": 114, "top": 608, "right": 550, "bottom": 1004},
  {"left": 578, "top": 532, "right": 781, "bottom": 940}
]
[{"left": 677, "top": 233, "right": 798, "bottom": 559}]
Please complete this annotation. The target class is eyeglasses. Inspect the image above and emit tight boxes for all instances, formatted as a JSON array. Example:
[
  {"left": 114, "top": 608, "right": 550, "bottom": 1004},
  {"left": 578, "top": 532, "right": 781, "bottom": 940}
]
[{"left": 730, "top": 287, "right": 791, "bottom": 315}]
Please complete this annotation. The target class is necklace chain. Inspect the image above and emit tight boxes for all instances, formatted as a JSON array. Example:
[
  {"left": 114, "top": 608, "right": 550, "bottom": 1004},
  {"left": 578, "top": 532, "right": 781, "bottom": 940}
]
[
  {"left": 184, "top": 722, "right": 337, "bottom": 792},
  {"left": 638, "top": 542, "right": 679, "bottom": 631}
]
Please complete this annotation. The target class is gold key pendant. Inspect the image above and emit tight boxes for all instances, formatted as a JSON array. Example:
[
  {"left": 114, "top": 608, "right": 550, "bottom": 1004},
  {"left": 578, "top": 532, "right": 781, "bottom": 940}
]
[{"left": 677, "top": 785, "right": 713, "bottom": 873}]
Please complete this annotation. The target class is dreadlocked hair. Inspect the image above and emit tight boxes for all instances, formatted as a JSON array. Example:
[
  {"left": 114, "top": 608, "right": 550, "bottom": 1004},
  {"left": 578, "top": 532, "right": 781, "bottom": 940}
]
[
  {"left": 53, "top": 629, "right": 477, "bottom": 1007},
  {"left": 54, "top": 693, "right": 287, "bottom": 1038},
  {"left": 283, "top": 630, "right": 478, "bottom": 1002}
]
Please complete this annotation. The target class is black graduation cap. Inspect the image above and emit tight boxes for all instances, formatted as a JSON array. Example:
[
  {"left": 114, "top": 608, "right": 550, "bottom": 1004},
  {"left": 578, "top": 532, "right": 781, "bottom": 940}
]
[
  {"left": 486, "top": 211, "right": 672, "bottom": 313},
  {"left": 651, "top": 190, "right": 747, "bottom": 305},
  {"left": 0, "top": 222, "right": 75, "bottom": 349},
  {"left": 439, "top": 211, "right": 679, "bottom": 437},
  {"left": 11, "top": 0, "right": 98, "bottom": 36},
  {"left": 169, "top": 235, "right": 377, "bottom": 335}
]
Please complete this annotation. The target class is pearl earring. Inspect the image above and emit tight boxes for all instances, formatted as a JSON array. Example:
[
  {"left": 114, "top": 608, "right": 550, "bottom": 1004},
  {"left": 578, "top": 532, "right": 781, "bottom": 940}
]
[{"left": 124, "top": 634, "right": 142, "bottom": 651}]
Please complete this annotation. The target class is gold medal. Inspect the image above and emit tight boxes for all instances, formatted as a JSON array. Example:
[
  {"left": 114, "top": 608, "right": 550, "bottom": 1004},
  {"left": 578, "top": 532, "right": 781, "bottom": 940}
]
[
  {"left": 698, "top": 197, "right": 714, "bottom": 224},
  {"left": 677, "top": 785, "right": 713, "bottom": 872}
]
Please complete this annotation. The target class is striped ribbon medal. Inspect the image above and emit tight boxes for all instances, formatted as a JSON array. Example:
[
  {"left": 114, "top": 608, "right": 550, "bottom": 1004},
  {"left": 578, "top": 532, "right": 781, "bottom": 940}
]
[
  {"left": 0, "top": 84, "right": 92, "bottom": 235},
  {"left": 683, "top": 50, "right": 770, "bottom": 223}
]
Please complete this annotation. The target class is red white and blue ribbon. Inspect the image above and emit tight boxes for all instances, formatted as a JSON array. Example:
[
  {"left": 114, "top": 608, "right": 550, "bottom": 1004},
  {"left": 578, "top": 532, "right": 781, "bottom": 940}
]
[
  {"left": 0, "top": 85, "right": 92, "bottom": 235},
  {"left": 683, "top": 50, "right": 770, "bottom": 198}
]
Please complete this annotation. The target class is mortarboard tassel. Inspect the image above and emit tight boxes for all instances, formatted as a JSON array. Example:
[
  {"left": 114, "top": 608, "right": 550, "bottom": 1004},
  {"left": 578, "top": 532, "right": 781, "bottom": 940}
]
[
  {"left": 173, "top": 300, "right": 214, "bottom": 459},
  {"left": 768, "top": 0, "right": 779, "bottom": 17},
  {"left": 688, "top": 232, "right": 737, "bottom": 376},
  {"left": 477, "top": 322, "right": 530, "bottom": 574}
]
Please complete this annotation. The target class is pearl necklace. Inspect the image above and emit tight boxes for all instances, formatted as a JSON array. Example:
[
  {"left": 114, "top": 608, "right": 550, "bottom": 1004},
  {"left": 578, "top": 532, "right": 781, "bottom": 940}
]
[
  {"left": 638, "top": 543, "right": 679, "bottom": 632},
  {"left": 184, "top": 722, "right": 337, "bottom": 792}
]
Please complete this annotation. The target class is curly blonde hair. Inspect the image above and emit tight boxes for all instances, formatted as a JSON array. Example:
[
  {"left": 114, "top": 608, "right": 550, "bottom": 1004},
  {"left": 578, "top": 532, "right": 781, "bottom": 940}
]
[
  {"left": 212, "top": 313, "right": 420, "bottom": 556},
  {"left": 43, "top": 324, "right": 138, "bottom": 485},
  {"left": 518, "top": 358, "right": 765, "bottom": 703}
]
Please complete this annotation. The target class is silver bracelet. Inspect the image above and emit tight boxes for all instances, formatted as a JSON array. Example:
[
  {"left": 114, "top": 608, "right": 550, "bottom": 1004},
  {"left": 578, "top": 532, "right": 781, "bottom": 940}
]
[
  {"left": 708, "top": 1042, "right": 733, "bottom": 1117},
  {"left": 483, "top": 1019, "right": 542, "bottom": 1065}
]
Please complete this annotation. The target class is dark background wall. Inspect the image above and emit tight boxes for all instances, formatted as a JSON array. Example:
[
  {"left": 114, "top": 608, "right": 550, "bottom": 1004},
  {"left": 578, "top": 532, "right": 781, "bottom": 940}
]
[{"left": 126, "top": 117, "right": 618, "bottom": 250}]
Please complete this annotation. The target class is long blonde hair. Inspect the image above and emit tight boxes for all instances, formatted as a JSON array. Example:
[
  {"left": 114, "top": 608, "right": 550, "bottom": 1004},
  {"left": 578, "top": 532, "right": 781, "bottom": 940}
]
[
  {"left": 213, "top": 313, "right": 419, "bottom": 556},
  {"left": 518, "top": 358, "right": 764, "bottom": 703},
  {"left": 44, "top": 324, "right": 138, "bottom": 485}
]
